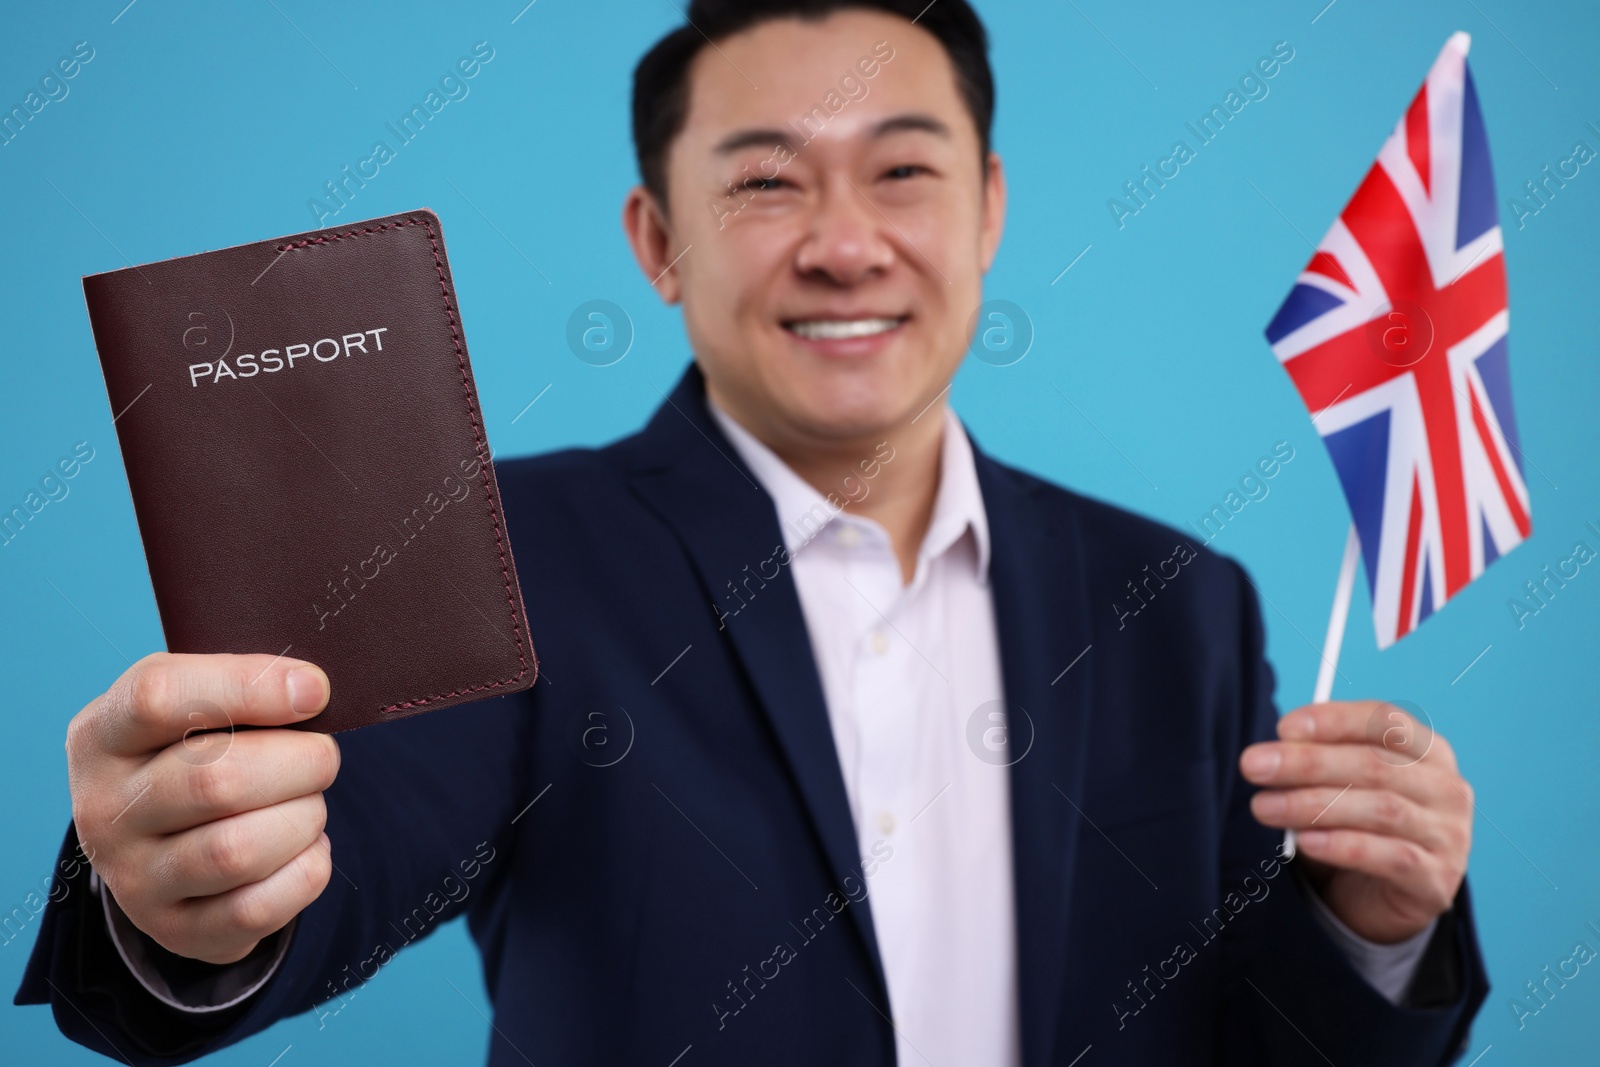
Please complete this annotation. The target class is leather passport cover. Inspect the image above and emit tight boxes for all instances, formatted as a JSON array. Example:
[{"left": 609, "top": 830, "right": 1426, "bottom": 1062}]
[{"left": 84, "top": 209, "right": 536, "bottom": 733}]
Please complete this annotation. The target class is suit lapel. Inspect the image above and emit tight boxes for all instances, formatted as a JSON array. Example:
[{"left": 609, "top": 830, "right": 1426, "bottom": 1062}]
[
  {"left": 623, "top": 364, "right": 888, "bottom": 988},
  {"left": 974, "top": 443, "right": 1097, "bottom": 1067}
]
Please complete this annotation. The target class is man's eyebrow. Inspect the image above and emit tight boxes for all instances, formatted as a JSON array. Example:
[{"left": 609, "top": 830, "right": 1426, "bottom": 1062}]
[
  {"left": 714, "top": 128, "right": 797, "bottom": 155},
  {"left": 869, "top": 112, "right": 951, "bottom": 140},
  {"left": 711, "top": 112, "right": 952, "bottom": 155}
]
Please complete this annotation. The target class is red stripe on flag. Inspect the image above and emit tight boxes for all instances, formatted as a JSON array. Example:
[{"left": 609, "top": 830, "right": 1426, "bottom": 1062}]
[
  {"left": 1305, "top": 251, "right": 1356, "bottom": 291},
  {"left": 1437, "top": 252, "right": 1508, "bottom": 329},
  {"left": 1468, "top": 380, "right": 1532, "bottom": 539},
  {"left": 1342, "top": 166, "right": 1474, "bottom": 598},
  {"left": 1406, "top": 85, "right": 1431, "bottom": 195},
  {"left": 1341, "top": 165, "right": 1430, "bottom": 304},
  {"left": 1395, "top": 471, "right": 1425, "bottom": 641},
  {"left": 1285, "top": 328, "right": 1408, "bottom": 413}
]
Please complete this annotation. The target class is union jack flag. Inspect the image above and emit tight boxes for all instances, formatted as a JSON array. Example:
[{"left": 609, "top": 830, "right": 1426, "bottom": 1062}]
[{"left": 1265, "top": 32, "right": 1531, "bottom": 649}]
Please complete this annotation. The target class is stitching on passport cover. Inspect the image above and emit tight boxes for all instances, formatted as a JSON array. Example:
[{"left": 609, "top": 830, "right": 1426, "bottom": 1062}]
[{"left": 281, "top": 216, "right": 532, "bottom": 712}]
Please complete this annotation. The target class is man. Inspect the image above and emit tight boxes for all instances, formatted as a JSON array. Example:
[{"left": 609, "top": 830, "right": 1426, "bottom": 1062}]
[{"left": 17, "top": 1, "right": 1487, "bottom": 1063}]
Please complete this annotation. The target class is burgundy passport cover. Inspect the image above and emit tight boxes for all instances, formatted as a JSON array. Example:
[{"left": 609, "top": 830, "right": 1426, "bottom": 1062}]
[{"left": 84, "top": 209, "right": 536, "bottom": 733}]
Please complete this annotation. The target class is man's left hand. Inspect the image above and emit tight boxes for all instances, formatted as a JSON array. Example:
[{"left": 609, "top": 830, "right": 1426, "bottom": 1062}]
[{"left": 1240, "top": 700, "right": 1474, "bottom": 944}]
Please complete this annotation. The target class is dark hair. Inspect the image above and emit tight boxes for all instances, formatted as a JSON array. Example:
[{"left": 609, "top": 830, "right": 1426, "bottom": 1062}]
[{"left": 630, "top": 0, "right": 995, "bottom": 212}]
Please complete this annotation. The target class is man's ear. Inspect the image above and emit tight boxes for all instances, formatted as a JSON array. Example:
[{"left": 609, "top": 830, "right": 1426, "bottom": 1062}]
[
  {"left": 979, "top": 150, "right": 1007, "bottom": 275},
  {"left": 622, "top": 186, "right": 683, "bottom": 304}
]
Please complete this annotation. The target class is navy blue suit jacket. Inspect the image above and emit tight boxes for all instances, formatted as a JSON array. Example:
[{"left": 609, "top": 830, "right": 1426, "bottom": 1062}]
[{"left": 18, "top": 363, "right": 1487, "bottom": 1065}]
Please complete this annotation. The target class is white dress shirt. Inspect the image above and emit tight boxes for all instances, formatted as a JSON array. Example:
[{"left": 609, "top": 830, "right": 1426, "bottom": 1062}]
[
  {"left": 111, "top": 394, "right": 1434, "bottom": 1043},
  {"left": 710, "top": 399, "right": 1021, "bottom": 1067}
]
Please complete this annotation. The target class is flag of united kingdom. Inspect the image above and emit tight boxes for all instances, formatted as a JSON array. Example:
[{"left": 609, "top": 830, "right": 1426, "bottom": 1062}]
[{"left": 1265, "top": 32, "right": 1531, "bottom": 649}]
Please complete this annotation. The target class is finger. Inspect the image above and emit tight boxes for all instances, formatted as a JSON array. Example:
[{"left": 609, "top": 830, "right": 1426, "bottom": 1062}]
[
  {"left": 156, "top": 793, "right": 329, "bottom": 901},
  {"left": 127, "top": 728, "right": 340, "bottom": 834},
  {"left": 172, "top": 831, "right": 334, "bottom": 965},
  {"left": 1277, "top": 701, "right": 1455, "bottom": 771},
  {"left": 93, "top": 652, "right": 330, "bottom": 758},
  {"left": 1249, "top": 786, "right": 1451, "bottom": 851},
  {"left": 1292, "top": 827, "right": 1447, "bottom": 900},
  {"left": 1239, "top": 741, "right": 1455, "bottom": 805}
]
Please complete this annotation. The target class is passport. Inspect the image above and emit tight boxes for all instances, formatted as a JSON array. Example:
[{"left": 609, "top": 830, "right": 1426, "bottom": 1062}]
[{"left": 83, "top": 209, "right": 537, "bottom": 733}]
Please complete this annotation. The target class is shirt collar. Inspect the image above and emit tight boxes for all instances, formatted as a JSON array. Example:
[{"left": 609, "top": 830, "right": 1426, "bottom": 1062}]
[{"left": 706, "top": 393, "right": 992, "bottom": 583}]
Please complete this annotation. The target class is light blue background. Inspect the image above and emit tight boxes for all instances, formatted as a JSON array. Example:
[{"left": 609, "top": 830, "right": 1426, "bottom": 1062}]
[{"left": 3, "top": 1, "right": 1596, "bottom": 1063}]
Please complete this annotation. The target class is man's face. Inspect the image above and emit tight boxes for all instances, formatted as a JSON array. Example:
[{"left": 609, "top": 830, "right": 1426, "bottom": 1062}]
[{"left": 629, "top": 9, "right": 1005, "bottom": 449}]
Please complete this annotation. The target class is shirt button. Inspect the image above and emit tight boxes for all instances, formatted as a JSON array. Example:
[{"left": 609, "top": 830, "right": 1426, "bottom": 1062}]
[
  {"left": 837, "top": 525, "right": 862, "bottom": 547},
  {"left": 877, "top": 811, "right": 897, "bottom": 835},
  {"left": 870, "top": 630, "right": 889, "bottom": 655}
]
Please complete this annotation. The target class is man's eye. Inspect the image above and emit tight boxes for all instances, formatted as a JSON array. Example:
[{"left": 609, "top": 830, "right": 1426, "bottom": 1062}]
[
  {"left": 740, "top": 176, "right": 785, "bottom": 192},
  {"left": 883, "top": 164, "right": 931, "bottom": 180}
]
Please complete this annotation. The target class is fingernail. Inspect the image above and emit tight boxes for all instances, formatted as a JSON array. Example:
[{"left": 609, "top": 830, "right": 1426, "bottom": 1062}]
[
  {"left": 1298, "top": 830, "right": 1328, "bottom": 850},
  {"left": 1242, "top": 747, "right": 1281, "bottom": 779},
  {"left": 1255, "top": 792, "right": 1286, "bottom": 818},
  {"left": 318, "top": 831, "right": 331, "bottom": 850},
  {"left": 1280, "top": 713, "right": 1315, "bottom": 740},
  {"left": 287, "top": 666, "right": 329, "bottom": 715}
]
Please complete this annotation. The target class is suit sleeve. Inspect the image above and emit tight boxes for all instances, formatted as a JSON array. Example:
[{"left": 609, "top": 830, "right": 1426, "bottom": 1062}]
[
  {"left": 1210, "top": 559, "right": 1489, "bottom": 1067},
  {"left": 13, "top": 687, "right": 537, "bottom": 1065}
]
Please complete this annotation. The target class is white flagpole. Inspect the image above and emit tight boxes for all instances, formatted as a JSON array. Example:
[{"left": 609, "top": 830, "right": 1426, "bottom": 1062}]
[{"left": 1283, "top": 522, "right": 1361, "bottom": 861}]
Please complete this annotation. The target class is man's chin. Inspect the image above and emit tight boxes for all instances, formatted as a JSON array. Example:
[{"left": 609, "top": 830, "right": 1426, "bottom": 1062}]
[
  {"left": 714, "top": 357, "right": 948, "bottom": 444},
  {"left": 777, "top": 391, "right": 927, "bottom": 447}
]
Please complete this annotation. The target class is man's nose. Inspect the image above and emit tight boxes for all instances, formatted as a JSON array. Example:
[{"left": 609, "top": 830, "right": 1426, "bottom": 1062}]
[{"left": 792, "top": 177, "right": 897, "bottom": 286}]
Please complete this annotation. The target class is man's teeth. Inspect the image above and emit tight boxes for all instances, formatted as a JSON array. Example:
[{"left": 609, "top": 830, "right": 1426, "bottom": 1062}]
[{"left": 786, "top": 318, "right": 901, "bottom": 340}]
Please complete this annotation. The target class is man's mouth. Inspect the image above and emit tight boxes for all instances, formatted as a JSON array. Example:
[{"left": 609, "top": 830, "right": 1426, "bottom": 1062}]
[{"left": 782, "top": 316, "right": 907, "bottom": 341}]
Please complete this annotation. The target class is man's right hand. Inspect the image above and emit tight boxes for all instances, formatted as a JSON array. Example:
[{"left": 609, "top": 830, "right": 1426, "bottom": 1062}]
[{"left": 65, "top": 652, "right": 341, "bottom": 965}]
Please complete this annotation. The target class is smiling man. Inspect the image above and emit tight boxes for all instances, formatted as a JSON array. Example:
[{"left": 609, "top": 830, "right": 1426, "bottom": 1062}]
[{"left": 19, "top": 1, "right": 1487, "bottom": 1065}]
